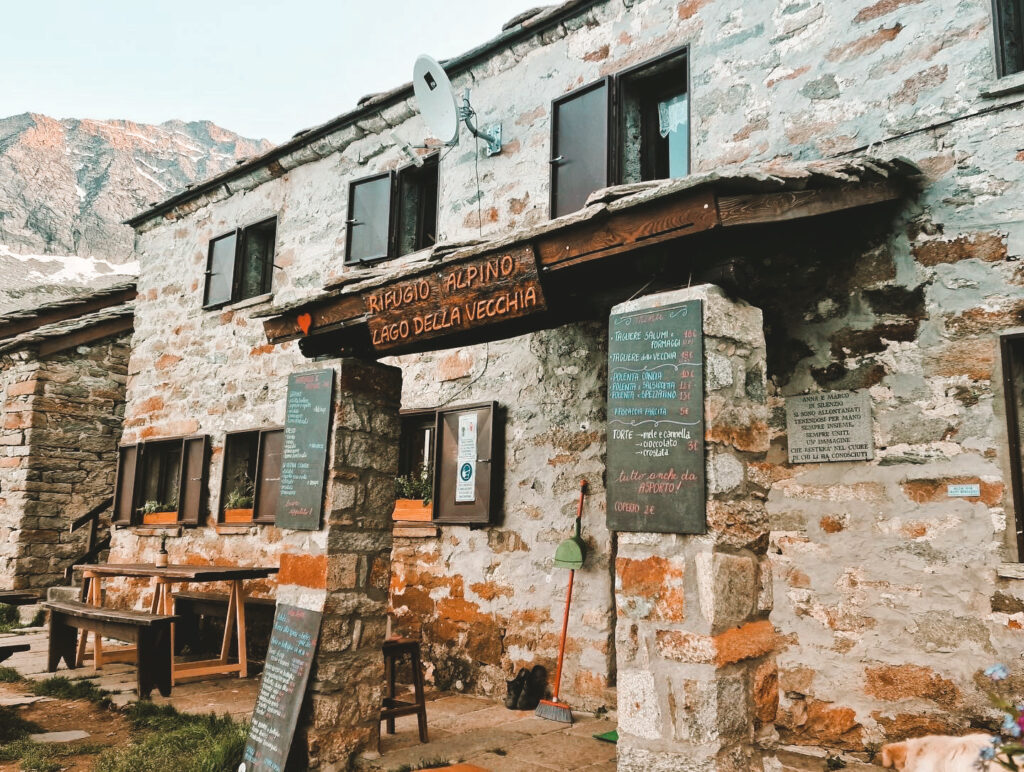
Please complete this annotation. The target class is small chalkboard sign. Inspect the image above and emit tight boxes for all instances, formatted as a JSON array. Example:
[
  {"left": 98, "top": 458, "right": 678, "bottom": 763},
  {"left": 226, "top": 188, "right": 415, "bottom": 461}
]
[
  {"left": 606, "top": 299, "right": 705, "bottom": 534},
  {"left": 241, "top": 603, "right": 322, "bottom": 772},
  {"left": 277, "top": 370, "right": 334, "bottom": 531}
]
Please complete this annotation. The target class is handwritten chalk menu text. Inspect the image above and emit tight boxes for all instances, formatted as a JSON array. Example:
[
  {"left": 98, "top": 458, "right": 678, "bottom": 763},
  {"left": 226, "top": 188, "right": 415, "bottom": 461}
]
[
  {"left": 365, "top": 246, "right": 546, "bottom": 352},
  {"left": 607, "top": 300, "right": 706, "bottom": 534},
  {"left": 241, "top": 604, "right": 322, "bottom": 772},
  {"left": 277, "top": 369, "right": 334, "bottom": 530},
  {"left": 785, "top": 390, "right": 873, "bottom": 464}
]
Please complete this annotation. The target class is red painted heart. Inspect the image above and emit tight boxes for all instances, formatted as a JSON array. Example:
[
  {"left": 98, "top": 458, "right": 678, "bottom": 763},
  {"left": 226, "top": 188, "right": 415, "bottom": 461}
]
[{"left": 297, "top": 313, "right": 312, "bottom": 335}]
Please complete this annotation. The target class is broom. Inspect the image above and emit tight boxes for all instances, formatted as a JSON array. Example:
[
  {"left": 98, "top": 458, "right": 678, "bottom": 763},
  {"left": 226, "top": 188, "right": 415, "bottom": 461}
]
[{"left": 536, "top": 480, "right": 587, "bottom": 724}]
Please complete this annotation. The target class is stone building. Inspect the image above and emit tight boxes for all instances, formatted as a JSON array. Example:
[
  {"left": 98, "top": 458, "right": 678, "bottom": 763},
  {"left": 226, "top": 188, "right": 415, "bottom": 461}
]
[
  {"left": 115, "top": 0, "right": 1024, "bottom": 769},
  {"left": 0, "top": 281, "right": 134, "bottom": 590}
]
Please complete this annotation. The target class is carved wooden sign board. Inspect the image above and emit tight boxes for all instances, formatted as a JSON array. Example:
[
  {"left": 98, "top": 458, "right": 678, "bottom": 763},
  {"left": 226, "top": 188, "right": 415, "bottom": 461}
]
[
  {"left": 606, "top": 299, "right": 706, "bottom": 534},
  {"left": 365, "top": 246, "right": 547, "bottom": 352},
  {"left": 241, "top": 603, "right": 322, "bottom": 772}
]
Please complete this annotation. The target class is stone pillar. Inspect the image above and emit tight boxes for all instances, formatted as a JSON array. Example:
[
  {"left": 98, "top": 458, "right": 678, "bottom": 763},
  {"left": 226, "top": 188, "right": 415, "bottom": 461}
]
[
  {"left": 284, "top": 358, "right": 402, "bottom": 771},
  {"left": 614, "top": 285, "right": 776, "bottom": 772}
]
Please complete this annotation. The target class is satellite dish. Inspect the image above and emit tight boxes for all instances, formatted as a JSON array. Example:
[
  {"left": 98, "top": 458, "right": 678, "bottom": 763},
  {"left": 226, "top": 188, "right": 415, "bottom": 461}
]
[{"left": 413, "top": 55, "right": 459, "bottom": 145}]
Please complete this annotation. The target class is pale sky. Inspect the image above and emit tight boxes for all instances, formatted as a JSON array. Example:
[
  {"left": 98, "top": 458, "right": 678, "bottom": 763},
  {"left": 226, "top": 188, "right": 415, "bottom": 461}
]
[{"left": 1, "top": 1, "right": 547, "bottom": 143}]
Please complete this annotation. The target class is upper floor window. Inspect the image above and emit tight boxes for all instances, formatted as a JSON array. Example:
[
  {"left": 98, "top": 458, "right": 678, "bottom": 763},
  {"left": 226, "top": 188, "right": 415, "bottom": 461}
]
[
  {"left": 203, "top": 217, "right": 277, "bottom": 308},
  {"left": 550, "top": 47, "right": 689, "bottom": 218},
  {"left": 345, "top": 155, "right": 439, "bottom": 264},
  {"left": 994, "top": 0, "right": 1024, "bottom": 77}
]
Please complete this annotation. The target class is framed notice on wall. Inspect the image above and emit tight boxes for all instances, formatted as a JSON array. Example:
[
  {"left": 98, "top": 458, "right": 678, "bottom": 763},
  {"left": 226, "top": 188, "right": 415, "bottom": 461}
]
[
  {"left": 433, "top": 401, "right": 498, "bottom": 524},
  {"left": 606, "top": 299, "right": 706, "bottom": 534},
  {"left": 277, "top": 369, "right": 334, "bottom": 530}
]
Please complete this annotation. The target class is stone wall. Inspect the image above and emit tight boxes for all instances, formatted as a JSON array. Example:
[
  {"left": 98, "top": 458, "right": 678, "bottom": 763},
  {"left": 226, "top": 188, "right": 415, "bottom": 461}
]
[{"left": 0, "top": 335, "right": 129, "bottom": 589}]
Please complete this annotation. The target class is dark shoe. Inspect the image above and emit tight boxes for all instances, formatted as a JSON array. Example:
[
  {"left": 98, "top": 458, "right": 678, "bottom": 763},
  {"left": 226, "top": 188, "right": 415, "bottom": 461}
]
[
  {"left": 517, "top": 664, "right": 547, "bottom": 710},
  {"left": 505, "top": 668, "right": 528, "bottom": 709}
]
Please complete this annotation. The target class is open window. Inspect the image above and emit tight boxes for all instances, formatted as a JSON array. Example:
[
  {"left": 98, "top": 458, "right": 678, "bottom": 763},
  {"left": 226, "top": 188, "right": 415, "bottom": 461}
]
[
  {"left": 219, "top": 428, "right": 283, "bottom": 524},
  {"left": 203, "top": 217, "right": 277, "bottom": 308},
  {"left": 346, "top": 172, "right": 394, "bottom": 263},
  {"left": 395, "top": 411, "right": 437, "bottom": 522},
  {"left": 617, "top": 47, "right": 689, "bottom": 184},
  {"left": 112, "top": 436, "right": 210, "bottom": 527},
  {"left": 994, "top": 0, "right": 1024, "bottom": 77},
  {"left": 1001, "top": 334, "right": 1024, "bottom": 559},
  {"left": 548, "top": 47, "right": 690, "bottom": 218},
  {"left": 396, "top": 155, "right": 439, "bottom": 257}
]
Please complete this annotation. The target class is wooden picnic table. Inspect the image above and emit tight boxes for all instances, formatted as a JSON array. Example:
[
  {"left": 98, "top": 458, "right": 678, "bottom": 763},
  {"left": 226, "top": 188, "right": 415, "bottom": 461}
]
[{"left": 78, "top": 563, "right": 278, "bottom": 683}]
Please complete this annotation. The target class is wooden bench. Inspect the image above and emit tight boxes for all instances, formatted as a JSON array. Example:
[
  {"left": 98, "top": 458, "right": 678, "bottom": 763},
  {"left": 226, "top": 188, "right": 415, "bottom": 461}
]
[
  {"left": 45, "top": 600, "right": 176, "bottom": 698},
  {"left": 171, "top": 591, "right": 275, "bottom": 656},
  {"left": 0, "top": 590, "right": 43, "bottom": 606},
  {"left": 0, "top": 641, "right": 29, "bottom": 664}
]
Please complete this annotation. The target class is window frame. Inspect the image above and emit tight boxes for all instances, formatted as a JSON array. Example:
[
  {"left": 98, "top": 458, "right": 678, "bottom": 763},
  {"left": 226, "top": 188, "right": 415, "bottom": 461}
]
[
  {"left": 113, "top": 435, "right": 210, "bottom": 527},
  {"left": 549, "top": 77, "right": 615, "bottom": 220},
  {"left": 1000, "top": 333, "right": 1024, "bottom": 559},
  {"left": 345, "top": 171, "right": 397, "bottom": 265},
  {"left": 395, "top": 153, "right": 440, "bottom": 258},
  {"left": 217, "top": 427, "right": 284, "bottom": 525},
  {"left": 993, "top": 0, "right": 1024, "bottom": 78},
  {"left": 202, "top": 216, "right": 277, "bottom": 310}
]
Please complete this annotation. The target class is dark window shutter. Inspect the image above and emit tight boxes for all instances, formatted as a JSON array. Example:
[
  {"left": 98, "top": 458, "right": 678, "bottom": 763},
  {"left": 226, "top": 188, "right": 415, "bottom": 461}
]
[
  {"left": 239, "top": 218, "right": 277, "bottom": 300},
  {"left": 996, "top": 0, "right": 1024, "bottom": 76},
  {"left": 112, "top": 445, "right": 139, "bottom": 526},
  {"left": 254, "top": 429, "right": 284, "bottom": 523},
  {"left": 346, "top": 172, "right": 395, "bottom": 263},
  {"left": 179, "top": 435, "right": 210, "bottom": 526},
  {"left": 432, "top": 402, "right": 498, "bottom": 525},
  {"left": 550, "top": 79, "right": 611, "bottom": 219},
  {"left": 204, "top": 231, "right": 239, "bottom": 307}
]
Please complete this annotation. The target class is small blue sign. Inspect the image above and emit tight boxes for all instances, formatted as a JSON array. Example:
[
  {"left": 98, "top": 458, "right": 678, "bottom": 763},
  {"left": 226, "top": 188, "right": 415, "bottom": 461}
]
[
  {"left": 459, "top": 462, "right": 473, "bottom": 481},
  {"left": 947, "top": 483, "right": 981, "bottom": 498}
]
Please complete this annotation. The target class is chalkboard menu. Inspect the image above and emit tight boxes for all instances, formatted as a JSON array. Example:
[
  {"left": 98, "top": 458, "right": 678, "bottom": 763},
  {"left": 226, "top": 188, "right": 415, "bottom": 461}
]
[
  {"left": 277, "top": 369, "right": 334, "bottom": 530},
  {"left": 241, "top": 603, "right": 322, "bottom": 772},
  {"left": 607, "top": 300, "right": 705, "bottom": 534}
]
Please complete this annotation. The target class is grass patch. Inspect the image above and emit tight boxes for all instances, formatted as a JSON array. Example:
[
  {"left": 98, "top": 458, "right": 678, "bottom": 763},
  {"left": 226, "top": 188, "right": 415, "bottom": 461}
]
[
  {"left": 0, "top": 665, "right": 24, "bottom": 683},
  {"left": 30, "top": 675, "right": 111, "bottom": 706},
  {"left": 487, "top": 746, "right": 508, "bottom": 756},
  {"left": 93, "top": 702, "right": 247, "bottom": 772},
  {"left": 0, "top": 604, "right": 19, "bottom": 634},
  {"left": 0, "top": 739, "right": 105, "bottom": 772},
  {"left": 388, "top": 758, "right": 456, "bottom": 772}
]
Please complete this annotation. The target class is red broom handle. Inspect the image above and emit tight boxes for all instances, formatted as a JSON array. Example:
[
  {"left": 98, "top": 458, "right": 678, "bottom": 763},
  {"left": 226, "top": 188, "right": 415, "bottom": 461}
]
[{"left": 552, "top": 568, "right": 574, "bottom": 701}]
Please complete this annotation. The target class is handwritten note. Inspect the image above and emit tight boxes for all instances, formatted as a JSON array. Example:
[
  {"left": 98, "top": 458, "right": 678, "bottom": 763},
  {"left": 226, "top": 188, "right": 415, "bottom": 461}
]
[{"left": 606, "top": 300, "right": 706, "bottom": 534}]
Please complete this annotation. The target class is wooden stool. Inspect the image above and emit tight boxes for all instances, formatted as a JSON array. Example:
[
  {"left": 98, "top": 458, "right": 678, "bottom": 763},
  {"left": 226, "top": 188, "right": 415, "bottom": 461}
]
[{"left": 380, "top": 638, "right": 428, "bottom": 749}]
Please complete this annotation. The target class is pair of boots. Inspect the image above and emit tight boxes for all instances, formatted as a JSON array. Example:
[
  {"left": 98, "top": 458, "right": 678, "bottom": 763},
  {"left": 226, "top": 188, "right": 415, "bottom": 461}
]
[{"left": 504, "top": 665, "right": 547, "bottom": 710}]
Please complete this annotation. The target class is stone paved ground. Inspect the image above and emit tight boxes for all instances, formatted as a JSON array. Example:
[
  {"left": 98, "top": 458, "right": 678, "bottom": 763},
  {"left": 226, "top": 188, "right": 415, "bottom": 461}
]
[{"left": 359, "top": 693, "right": 618, "bottom": 772}]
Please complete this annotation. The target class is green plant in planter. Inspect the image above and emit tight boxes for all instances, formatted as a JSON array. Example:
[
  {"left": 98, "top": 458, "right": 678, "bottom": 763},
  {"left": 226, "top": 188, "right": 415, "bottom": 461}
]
[
  {"left": 395, "top": 467, "right": 433, "bottom": 505},
  {"left": 225, "top": 486, "right": 254, "bottom": 510},
  {"left": 140, "top": 500, "right": 173, "bottom": 515}
]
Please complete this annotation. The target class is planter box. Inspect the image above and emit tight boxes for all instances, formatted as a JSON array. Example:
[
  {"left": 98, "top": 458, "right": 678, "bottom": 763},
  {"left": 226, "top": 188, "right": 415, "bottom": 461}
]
[
  {"left": 142, "top": 511, "right": 177, "bottom": 525},
  {"left": 392, "top": 499, "right": 433, "bottom": 522},
  {"left": 224, "top": 508, "right": 254, "bottom": 524}
]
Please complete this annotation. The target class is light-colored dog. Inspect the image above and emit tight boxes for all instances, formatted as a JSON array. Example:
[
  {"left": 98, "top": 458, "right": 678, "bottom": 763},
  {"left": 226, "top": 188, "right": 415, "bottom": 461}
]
[{"left": 880, "top": 733, "right": 994, "bottom": 771}]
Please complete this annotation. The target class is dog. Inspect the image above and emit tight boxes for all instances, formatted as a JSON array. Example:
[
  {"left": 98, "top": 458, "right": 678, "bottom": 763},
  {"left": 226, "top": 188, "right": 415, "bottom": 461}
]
[{"left": 880, "top": 733, "right": 994, "bottom": 771}]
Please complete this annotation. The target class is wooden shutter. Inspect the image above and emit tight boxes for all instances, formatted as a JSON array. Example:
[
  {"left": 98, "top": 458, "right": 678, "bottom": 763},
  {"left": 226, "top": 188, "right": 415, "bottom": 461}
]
[
  {"left": 996, "top": 0, "right": 1024, "bottom": 76},
  {"left": 432, "top": 402, "right": 499, "bottom": 525},
  {"left": 203, "top": 231, "right": 239, "bottom": 307},
  {"left": 550, "top": 79, "right": 612, "bottom": 219},
  {"left": 112, "top": 444, "right": 139, "bottom": 526},
  {"left": 179, "top": 435, "right": 210, "bottom": 526},
  {"left": 346, "top": 172, "right": 395, "bottom": 263},
  {"left": 254, "top": 429, "right": 284, "bottom": 523}
]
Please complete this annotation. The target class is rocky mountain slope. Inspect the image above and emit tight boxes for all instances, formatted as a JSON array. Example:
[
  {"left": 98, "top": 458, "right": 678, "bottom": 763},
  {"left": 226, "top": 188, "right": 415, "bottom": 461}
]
[{"left": 0, "top": 113, "right": 271, "bottom": 312}]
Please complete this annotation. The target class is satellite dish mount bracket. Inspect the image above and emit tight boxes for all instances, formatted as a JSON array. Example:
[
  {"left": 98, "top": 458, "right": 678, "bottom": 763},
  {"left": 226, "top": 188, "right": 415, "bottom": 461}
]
[{"left": 460, "top": 89, "right": 502, "bottom": 156}]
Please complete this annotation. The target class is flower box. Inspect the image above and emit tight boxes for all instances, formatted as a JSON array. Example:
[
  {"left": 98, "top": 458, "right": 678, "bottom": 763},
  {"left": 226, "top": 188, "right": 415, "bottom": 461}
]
[
  {"left": 142, "top": 511, "right": 177, "bottom": 525},
  {"left": 224, "top": 508, "right": 254, "bottom": 524},
  {"left": 392, "top": 499, "right": 433, "bottom": 522}
]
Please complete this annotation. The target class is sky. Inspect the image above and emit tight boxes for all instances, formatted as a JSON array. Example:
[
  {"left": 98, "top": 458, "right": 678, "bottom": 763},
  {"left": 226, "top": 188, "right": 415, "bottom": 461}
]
[{"left": 1, "top": 0, "right": 548, "bottom": 144}]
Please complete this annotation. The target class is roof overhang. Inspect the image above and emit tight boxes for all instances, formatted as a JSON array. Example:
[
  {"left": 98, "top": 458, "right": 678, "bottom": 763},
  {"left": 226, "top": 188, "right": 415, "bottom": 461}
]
[{"left": 262, "top": 157, "right": 921, "bottom": 359}]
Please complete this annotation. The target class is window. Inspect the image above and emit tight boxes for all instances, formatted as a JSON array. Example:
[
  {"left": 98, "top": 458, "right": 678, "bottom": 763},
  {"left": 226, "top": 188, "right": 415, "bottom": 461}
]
[
  {"left": 1001, "top": 334, "right": 1024, "bottom": 559},
  {"left": 345, "top": 155, "right": 439, "bottom": 264},
  {"left": 112, "top": 436, "right": 210, "bottom": 527},
  {"left": 994, "top": 0, "right": 1024, "bottom": 77},
  {"left": 219, "top": 428, "right": 283, "bottom": 524},
  {"left": 549, "top": 47, "right": 689, "bottom": 218},
  {"left": 203, "top": 217, "right": 276, "bottom": 308},
  {"left": 396, "top": 402, "right": 500, "bottom": 525}
]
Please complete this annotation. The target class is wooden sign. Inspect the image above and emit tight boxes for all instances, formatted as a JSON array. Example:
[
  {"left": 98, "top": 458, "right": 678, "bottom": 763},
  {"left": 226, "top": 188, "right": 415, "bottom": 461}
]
[
  {"left": 606, "top": 299, "right": 706, "bottom": 534},
  {"left": 277, "top": 370, "right": 334, "bottom": 530},
  {"left": 785, "top": 390, "right": 873, "bottom": 464},
  {"left": 365, "top": 246, "right": 546, "bottom": 351},
  {"left": 241, "top": 603, "right": 322, "bottom": 772}
]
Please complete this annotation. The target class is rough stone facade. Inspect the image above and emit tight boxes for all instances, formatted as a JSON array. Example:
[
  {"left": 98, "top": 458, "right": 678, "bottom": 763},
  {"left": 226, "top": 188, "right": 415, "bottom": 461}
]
[
  {"left": 119, "top": 0, "right": 1024, "bottom": 766},
  {"left": 0, "top": 335, "right": 129, "bottom": 589}
]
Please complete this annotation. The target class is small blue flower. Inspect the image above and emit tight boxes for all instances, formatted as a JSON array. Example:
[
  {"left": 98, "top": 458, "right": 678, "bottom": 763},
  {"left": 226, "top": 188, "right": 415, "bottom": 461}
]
[
  {"left": 979, "top": 743, "right": 996, "bottom": 760},
  {"left": 1002, "top": 713, "right": 1022, "bottom": 737},
  {"left": 985, "top": 663, "right": 1010, "bottom": 681}
]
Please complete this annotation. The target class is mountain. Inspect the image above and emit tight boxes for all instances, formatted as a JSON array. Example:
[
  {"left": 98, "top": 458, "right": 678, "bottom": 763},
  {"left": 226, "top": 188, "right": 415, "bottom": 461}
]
[{"left": 0, "top": 113, "right": 272, "bottom": 312}]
